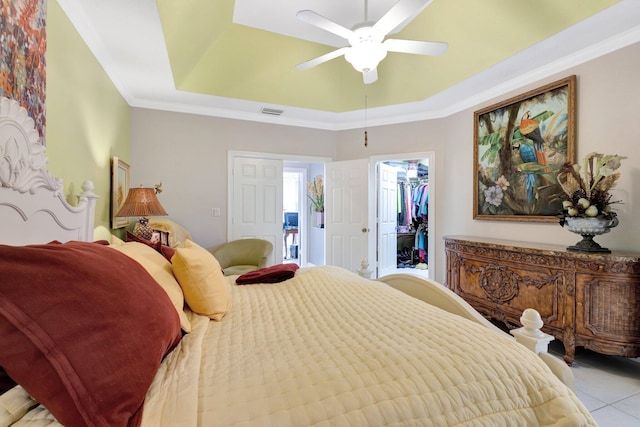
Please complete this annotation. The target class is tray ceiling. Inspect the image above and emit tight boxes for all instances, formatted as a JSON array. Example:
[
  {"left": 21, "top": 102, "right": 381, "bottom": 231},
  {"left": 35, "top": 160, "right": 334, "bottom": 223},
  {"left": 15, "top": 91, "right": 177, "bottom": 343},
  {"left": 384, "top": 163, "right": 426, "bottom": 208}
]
[{"left": 57, "top": 0, "right": 639, "bottom": 129}]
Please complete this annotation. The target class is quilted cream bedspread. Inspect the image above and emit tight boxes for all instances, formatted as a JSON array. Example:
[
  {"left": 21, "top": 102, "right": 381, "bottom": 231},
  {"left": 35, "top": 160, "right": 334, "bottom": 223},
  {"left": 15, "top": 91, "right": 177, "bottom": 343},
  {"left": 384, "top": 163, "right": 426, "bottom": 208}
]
[{"left": 142, "top": 265, "right": 595, "bottom": 427}]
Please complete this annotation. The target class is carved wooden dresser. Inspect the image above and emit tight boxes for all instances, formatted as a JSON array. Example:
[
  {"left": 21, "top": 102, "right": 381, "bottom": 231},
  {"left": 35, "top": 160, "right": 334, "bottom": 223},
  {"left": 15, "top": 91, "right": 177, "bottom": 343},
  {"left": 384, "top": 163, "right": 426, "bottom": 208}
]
[{"left": 444, "top": 236, "right": 640, "bottom": 364}]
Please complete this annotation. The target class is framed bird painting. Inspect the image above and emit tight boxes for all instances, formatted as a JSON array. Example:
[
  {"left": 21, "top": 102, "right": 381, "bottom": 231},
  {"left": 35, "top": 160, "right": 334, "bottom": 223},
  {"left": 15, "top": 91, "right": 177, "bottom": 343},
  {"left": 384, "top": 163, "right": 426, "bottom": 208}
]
[{"left": 473, "top": 75, "right": 576, "bottom": 222}]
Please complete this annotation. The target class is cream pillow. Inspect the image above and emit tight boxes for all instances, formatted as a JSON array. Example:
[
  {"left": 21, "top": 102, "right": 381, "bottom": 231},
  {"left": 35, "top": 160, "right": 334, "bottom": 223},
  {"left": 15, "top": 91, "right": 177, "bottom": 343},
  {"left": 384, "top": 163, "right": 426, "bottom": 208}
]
[
  {"left": 110, "top": 234, "right": 125, "bottom": 246},
  {"left": 109, "top": 241, "right": 192, "bottom": 333},
  {"left": 172, "top": 239, "right": 230, "bottom": 321}
]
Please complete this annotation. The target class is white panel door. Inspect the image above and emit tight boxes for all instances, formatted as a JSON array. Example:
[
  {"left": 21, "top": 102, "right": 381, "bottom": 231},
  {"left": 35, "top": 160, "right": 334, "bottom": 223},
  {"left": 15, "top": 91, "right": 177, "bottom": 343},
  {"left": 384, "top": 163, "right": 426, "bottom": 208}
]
[
  {"left": 325, "top": 159, "right": 369, "bottom": 273},
  {"left": 231, "top": 157, "right": 283, "bottom": 266},
  {"left": 377, "top": 162, "right": 397, "bottom": 278}
]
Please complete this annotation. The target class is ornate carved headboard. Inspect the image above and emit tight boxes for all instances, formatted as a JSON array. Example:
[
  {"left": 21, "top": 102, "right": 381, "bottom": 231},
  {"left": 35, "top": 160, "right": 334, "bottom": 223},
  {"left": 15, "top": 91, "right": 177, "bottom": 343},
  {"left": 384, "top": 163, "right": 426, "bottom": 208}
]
[{"left": 0, "top": 96, "right": 97, "bottom": 245}]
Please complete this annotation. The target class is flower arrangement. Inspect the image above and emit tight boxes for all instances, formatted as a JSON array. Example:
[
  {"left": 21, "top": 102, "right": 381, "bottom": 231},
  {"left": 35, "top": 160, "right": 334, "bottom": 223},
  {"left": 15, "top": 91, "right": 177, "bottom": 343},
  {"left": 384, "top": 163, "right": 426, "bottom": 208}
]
[
  {"left": 307, "top": 175, "right": 324, "bottom": 212},
  {"left": 557, "top": 152, "right": 626, "bottom": 225}
]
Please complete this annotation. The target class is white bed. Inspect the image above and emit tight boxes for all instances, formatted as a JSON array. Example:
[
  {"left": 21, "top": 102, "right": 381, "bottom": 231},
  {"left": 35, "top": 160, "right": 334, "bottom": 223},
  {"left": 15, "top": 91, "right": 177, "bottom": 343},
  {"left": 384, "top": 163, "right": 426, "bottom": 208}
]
[
  {"left": 0, "top": 96, "right": 97, "bottom": 245},
  {"left": 0, "top": 96, "right": 595, "bottom": 426}
]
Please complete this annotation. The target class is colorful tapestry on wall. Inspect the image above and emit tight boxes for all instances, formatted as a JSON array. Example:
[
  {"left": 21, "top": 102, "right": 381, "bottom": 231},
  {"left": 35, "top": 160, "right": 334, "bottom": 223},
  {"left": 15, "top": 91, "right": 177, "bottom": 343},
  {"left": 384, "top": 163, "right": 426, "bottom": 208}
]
[{"left": 1, "top": 0, "right": 47, "bottom": 144}]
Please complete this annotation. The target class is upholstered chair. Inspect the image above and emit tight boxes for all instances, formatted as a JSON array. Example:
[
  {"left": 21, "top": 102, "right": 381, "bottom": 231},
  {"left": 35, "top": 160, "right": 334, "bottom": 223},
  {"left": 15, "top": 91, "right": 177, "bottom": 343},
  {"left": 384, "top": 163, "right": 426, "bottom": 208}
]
[{"left": 212, "top": 239, "right": 274, "bottom": 276}]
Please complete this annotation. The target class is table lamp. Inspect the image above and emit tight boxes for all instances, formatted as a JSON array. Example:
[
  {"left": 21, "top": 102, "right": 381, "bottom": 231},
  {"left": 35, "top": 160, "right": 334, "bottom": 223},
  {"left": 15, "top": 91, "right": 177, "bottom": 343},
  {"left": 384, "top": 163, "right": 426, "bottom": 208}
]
[{"left": 115, "top": 183, "right": 167, "bottom": 239}]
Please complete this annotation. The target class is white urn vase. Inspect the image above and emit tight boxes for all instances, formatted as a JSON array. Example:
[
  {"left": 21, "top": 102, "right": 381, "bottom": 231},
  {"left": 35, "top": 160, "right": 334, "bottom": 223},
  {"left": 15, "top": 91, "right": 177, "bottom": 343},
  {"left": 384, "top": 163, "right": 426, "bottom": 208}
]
[{"left": 564, "top": 216, "right": 618, "bottom": 253}]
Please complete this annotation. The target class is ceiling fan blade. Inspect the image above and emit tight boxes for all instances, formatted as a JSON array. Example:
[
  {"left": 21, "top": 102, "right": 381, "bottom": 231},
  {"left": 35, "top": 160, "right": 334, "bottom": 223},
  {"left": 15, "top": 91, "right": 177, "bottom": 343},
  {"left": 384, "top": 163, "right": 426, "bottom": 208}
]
[
  {"left": 296, "top": 10, "right": 354, "bottom": 41},
  {"left": 374, "top": 0, "right": 433, "bottom": 36},
  {"left": 363, "top": 68, "right": 378, "bottom": 84},
  {"left": 296, "top": 47, "right": 350, "bottom": 71},
  {"left": 383, "top": 39, "right": 448, "bottom": 56}
]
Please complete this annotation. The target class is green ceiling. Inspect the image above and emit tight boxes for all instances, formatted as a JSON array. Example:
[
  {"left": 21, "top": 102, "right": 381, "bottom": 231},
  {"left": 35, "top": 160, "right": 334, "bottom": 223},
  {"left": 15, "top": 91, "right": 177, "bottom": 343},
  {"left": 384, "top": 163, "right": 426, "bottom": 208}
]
[{"left": 157, "top": 0, "right": 619, "bottom": 112}]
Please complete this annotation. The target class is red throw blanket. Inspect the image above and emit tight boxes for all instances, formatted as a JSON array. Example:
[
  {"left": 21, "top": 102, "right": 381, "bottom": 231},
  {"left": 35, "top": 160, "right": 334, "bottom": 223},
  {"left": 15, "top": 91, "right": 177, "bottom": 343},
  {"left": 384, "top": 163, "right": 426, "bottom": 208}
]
[{"left": 236, "top": 263, "right": 299, "bottom": 285}]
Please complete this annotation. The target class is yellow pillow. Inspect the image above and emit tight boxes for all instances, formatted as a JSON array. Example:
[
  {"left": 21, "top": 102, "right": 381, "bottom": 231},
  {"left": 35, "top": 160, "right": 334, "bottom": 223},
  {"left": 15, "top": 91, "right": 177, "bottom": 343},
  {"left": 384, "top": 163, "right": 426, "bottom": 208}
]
[
  {"left": 109, "top": 241, "right": 192, "bottom": 333},
  {"left": 172, "top": 240, "right": 230, "bottom": 321}
]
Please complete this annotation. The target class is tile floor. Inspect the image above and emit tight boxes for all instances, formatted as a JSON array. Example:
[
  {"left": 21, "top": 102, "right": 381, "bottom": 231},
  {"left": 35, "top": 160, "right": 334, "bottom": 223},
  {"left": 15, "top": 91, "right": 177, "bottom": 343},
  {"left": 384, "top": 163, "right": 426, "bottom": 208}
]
[{"left": 548, "top": 341, "right": 640, "bottom": 426}]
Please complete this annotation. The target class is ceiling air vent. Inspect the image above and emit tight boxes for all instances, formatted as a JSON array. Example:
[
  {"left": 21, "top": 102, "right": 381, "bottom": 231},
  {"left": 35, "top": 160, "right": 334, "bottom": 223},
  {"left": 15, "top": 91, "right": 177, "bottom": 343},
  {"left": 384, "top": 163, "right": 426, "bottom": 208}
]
[{"left": 260, "top": 107, "right": 283, "bottom": 116}]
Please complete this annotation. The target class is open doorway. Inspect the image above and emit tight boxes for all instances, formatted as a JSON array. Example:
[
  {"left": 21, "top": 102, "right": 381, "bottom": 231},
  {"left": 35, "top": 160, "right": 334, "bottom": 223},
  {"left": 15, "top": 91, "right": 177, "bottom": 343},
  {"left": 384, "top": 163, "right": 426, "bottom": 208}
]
[
  {"left": 283, "top": 168, "right": 304, "bottom": 264},
  {"left": 228, "top": 151, "right": 331, "bottom": 268},
  {"left": 371, "top": 152, "right": 435, "bottom": 280},
  {"left": 282, "top": 162, "right": 326, "bottom": 267},
  {"left": 228, "top": 150, "right": 433, "bottom": 275}
]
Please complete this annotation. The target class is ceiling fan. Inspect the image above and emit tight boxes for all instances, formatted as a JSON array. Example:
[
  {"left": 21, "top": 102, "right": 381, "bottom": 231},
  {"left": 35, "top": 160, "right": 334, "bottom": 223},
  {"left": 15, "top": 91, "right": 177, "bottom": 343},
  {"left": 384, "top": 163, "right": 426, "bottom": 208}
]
[{"left": 296, "top": 0, "right": 448, "bottom": 84}]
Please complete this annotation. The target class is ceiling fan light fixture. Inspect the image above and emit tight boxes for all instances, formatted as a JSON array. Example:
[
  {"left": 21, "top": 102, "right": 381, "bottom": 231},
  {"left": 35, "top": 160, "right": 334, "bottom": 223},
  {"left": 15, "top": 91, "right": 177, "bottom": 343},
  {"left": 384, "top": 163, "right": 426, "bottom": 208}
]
[
  {"left": 344, "top": 27, "right": 387, "bottom": 73},
  {"left": 344, "top": 39, "right": 387, "bottom": 72}
]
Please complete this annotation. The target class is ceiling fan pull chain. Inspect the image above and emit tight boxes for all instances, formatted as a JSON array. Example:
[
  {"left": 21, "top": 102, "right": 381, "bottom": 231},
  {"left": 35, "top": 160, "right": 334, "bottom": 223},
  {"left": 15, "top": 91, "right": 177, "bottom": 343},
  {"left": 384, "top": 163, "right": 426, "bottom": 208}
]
[{"left": 364, "top": 95, "right": 369, "bottom": 147}]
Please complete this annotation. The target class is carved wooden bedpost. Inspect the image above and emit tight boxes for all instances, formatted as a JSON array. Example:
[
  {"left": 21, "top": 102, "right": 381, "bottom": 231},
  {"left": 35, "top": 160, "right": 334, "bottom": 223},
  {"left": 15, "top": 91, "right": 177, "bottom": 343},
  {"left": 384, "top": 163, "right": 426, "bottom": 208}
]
[
  {"left": 358, "top": 258, "right": 373, "bottom": 278},
  {"left": 78, "top": 180, "right": 99, "bottom": 242},
  {"left": 511, "top": 308, "right": 576, "bottom": 390},
  {"left": 510, "top": 308, "right": 554, "bottom": 354}
]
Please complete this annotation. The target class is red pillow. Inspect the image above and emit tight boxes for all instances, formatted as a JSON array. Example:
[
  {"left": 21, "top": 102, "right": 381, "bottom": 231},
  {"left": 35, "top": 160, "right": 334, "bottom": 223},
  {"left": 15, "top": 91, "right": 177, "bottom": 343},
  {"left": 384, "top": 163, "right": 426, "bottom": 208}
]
[
  {"left": 0, "top": 241, "right": 182, "bottom": 427},
  {"left": 127, "top": 231, "right": 175, "bottom": 262},
  {"left": 0, "top": 367, "right": 16, "bottom": 395},
  {"left": 236, "top": 263, "right": 300, "bottom": 285},
  {"left": 160, "top": 244, "right": 176, "bottom": 262},
  {"left": 126, "top": 230, "right": 160, "bottom": 250}
]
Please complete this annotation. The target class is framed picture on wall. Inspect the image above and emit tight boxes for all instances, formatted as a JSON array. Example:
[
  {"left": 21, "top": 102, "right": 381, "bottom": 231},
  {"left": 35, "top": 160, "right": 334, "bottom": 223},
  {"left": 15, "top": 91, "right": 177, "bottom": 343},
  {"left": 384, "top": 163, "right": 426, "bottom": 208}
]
[
  {"left": 111, "top": 156, "right": 130, "bottom": 229},
  {"left": 473, "top": 75, "right": 576, "bottom": 222}
]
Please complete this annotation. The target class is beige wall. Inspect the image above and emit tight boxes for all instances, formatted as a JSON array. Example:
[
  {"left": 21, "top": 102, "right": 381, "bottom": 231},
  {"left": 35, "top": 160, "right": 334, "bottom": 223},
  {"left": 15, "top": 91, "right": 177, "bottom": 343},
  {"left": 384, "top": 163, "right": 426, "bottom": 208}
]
[
  {"left": 337, "top": 43, "right": 640, "bottom": 281},
  {"left": 44, "top": 1, "right": 637, "bottom": 282},
  {"left": 46, "top": 0, "right": 130, "bottom": 239},
  {"left": 131, "top": 42, "right": 639, "bottom": 283},
  {"left": 129, "top": 109, "right": 337, "bottom": 250}
]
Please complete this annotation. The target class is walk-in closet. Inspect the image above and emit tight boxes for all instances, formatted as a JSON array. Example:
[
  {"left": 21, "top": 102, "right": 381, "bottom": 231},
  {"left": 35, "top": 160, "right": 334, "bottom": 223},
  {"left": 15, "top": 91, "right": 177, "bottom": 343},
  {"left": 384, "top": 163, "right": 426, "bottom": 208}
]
[{"left": 384, "top": 159, "right": 429, "bottom": 273}]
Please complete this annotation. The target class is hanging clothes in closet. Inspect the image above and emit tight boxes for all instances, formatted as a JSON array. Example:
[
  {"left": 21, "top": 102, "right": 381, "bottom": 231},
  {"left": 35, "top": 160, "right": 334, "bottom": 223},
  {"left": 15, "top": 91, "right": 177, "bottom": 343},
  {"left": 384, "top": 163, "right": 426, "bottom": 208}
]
[
  {"left": 396, "top": 180, "right": 428, "bottom": 225},
  {"left": 397, "top": 181, "right": 414, "bottom": 227},
  {"left": 412, "top": 181, "right": 428, "bottom": 264},
  {"left": 396, "top": 179, "right": 429, "bottom": 266},
  {"left": 412, "top": 182, "right": 429, "bottom": 221}
]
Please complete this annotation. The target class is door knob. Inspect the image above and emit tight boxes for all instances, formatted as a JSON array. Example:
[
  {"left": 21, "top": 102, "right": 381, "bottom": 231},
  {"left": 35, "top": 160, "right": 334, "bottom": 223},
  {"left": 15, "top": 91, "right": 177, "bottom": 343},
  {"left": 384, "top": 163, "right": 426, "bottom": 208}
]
[{"left": 361, "top": 228, "right": 369, "bottom": 233}]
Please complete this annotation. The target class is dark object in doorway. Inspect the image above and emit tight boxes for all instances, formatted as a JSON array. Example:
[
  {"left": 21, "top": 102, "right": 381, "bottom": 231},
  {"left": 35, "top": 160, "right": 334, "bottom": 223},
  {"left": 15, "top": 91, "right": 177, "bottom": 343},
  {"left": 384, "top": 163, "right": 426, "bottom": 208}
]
[{"left": 284, "top": 212, "right": 298, "bottom": 228}]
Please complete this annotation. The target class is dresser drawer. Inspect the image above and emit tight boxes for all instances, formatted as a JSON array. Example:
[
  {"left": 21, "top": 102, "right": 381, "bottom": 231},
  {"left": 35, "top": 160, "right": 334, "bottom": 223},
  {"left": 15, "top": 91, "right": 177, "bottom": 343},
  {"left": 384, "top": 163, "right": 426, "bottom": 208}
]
[{"left": 455, "top": 256, "right": 566, "bottom": 329}]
